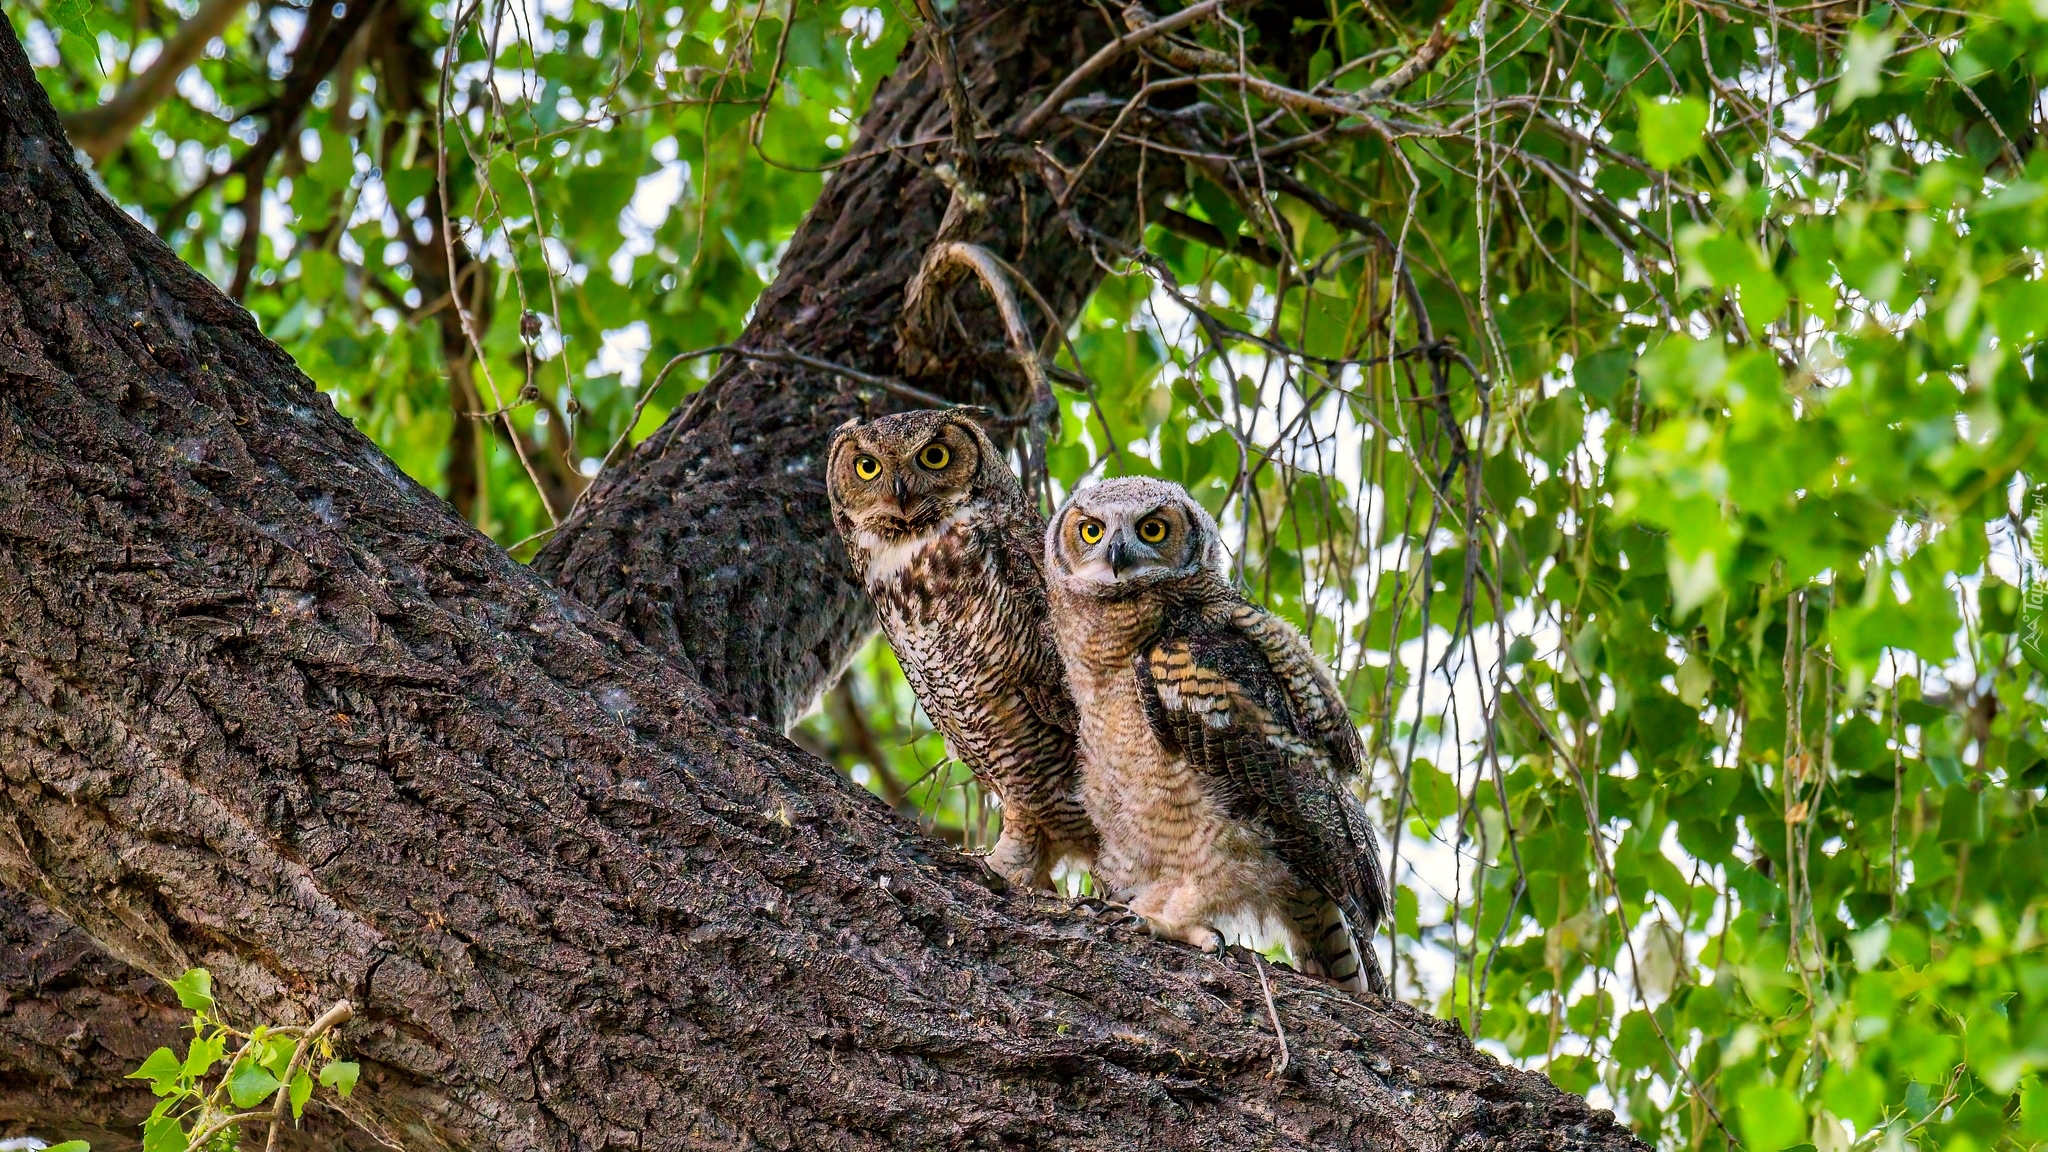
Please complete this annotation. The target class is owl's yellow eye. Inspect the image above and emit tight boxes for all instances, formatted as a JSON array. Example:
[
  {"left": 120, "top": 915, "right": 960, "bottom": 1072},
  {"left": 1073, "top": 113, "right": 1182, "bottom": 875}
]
[
  {"left": 853, "top": 454, "right": 882, "bottom": 481},
  {"left": 1077, "top": 519, "right": 1103, "bottom": 545},
  {"left": 1138, "top": 518, "right": 1168, "bottom": 544},
  {"left": 917, "top": 443, "right": 951, "bottom": 470}
]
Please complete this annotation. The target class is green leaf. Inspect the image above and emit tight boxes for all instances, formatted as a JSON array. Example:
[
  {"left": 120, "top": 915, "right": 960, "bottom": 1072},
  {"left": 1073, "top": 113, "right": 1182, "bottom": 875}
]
[
  {"left": 141, "top": 1114, "right": 186, "bottom": 1152},
  {"left": 44, "top": 1142, "right": 92, "bottom": 1152},
  {"left": 169, "top": 967, "right": 214, "bottom": 1014},
  {"left": 1834, "top": 25, "right": 1898, "bottom": 108},
  {"left": 183, "top": 1031, "right": 226, "bottom": 1079},
  {"left": 227, "top": 1059, "right": 283, "bottom": 1109},
  {"left": 1735, "top": 1083, "right": 1808, "bottom": 1150},
  {"left": 127, "top": 1046, "right": 184, "bottom": 1095},
  {"left": 1575, "top": 348, "right": 1632, "bottom": 407},
  {"left": 259, "top": 1034, "right": 297, "bottom": 1080},
  {"left": 290, "top": 1067, "right": 314, "bottom": 1119},
  {"left": 1405, "top": 759, "right": 1460, "bottom": 823},
  {"left": 1635, "top": 95, "right": 1709, "bottom": 169},
  {"left": 45, "top": 0, "right": 92, "bottom": 37},
  {"left": 319, "top": 1060, "right": 361, "bottom": 1098}
]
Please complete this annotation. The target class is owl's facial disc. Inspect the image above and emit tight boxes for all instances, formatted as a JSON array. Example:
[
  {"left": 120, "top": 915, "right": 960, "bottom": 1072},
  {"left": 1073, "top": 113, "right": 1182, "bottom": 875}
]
[
  {"left": 1062, "top": 505, "right": 1188, "bottom": 587},
  {"left": 834, "top": 419, "right": 980, "bottom": 537}
]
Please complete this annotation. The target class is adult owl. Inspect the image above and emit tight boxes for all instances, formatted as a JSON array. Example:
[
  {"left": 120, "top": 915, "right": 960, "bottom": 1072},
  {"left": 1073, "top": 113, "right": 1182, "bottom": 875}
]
[
  {"left": 827, "top": 409, "right": 1095, "bottom": 890},
  {"left": 1044, "top": 477, "right": 1388, "bottom": 994}
]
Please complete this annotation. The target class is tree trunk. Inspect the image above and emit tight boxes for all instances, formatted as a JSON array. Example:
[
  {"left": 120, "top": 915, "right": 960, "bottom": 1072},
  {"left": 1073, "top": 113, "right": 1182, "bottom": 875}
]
[
  {"left": 0, "top": 7, "right": 1639, "bottom": 1150},
  {"left": 531, "top": 1, "right": 1145, "bottom": 727}
]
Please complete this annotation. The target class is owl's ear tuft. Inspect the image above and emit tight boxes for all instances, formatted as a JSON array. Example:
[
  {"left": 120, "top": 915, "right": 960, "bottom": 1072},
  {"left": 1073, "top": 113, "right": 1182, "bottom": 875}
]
[{"left": 946, "top": 405, "right": 1001, "bottom": 431}]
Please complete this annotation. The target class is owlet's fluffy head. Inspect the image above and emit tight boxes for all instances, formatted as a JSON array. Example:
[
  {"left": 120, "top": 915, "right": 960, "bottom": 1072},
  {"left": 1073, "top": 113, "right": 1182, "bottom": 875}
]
[
  {"left": 827, "top": 408, "right": 1017, "bottom": 539},
  {"left": 1046, "top": 476, "right": 1223, "bottom": 599}
]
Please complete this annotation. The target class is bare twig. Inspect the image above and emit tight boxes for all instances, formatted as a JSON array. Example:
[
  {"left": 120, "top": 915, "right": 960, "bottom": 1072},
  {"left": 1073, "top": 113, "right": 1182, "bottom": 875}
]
[
  {"left": 1362, "top": 21, "right": 1455, "bottom": 102},
  {"left": 904, "top": 242, "right": 1054, "bottom": 411},
  {"left": 1155, "top": 207, "right": 1281, "bottom": 266},
  {"left": 435, "top": 0, "right": 560, "bottom": 523},
  {"left": 1253, "top": 954, "right": 1290, "bottom": 1078},
  {"left": 902, "top": 241, "right": 1062, "bottom": 502},
  {"left": 913, "top": 0, "right": 981, "bottom": 161},
  {"left": 263, "top": 999, "right": 355, "bottom": 1152}
]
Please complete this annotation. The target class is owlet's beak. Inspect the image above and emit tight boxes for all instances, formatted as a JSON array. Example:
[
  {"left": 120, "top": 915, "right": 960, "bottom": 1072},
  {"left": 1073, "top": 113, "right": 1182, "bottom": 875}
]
[{"left": 1106, "top": 532, "right": 1137, "bottom": 576}]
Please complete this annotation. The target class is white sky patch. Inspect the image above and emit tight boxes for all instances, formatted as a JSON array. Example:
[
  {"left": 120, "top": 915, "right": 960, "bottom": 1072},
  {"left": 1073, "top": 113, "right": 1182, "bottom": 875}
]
[
  {"left": 586, "top": 320, "right": 652, "bottom": 388},
  {"left": 267, "top": 6, "right": 306, "bottom": 72},
  {"left": 610, "top": 140, "right": 689, "bottom": 283},
  {"left": 261, "top": 187, "right": 297, "bottom": 262},
  {"left": 448, "top": 62, "right": 544, "bottom": 116},
  {"left": 176, "top": 65, "right": 224, "bottom": 117},
  {"left": 842, "top": 6, "right": 884, "bottom": 46},
  {"left": 23, "top": 21, "right": 58, "bottom": 67},
  {"left": 129, "top": 36, "right": 164, "bottom": 73}
]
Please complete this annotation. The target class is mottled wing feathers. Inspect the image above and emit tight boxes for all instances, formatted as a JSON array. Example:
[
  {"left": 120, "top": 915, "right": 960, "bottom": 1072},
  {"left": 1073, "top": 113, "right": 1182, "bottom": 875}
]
[
  {"left": 1225, "top": 603, "right": 1365, "bottom": 780},
  {"left": 1135, "top": 618, "right": 1389, "bottom": 935}
]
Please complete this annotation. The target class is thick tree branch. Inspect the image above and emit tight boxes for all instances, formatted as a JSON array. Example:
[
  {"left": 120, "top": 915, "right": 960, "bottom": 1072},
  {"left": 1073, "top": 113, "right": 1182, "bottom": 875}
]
[{"left": 228, "top": 0, "right": 385, "bottom": 301}]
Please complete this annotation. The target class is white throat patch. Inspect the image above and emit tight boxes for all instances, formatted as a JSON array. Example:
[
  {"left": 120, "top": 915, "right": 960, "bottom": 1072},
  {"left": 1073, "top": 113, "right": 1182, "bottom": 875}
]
[{"left": 855, "top": 507, "right": 974, "bottom": 585}]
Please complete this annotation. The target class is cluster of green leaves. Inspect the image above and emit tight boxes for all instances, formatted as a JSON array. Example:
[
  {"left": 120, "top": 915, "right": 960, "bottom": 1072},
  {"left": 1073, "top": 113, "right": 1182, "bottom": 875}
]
[
  {"left": 25, "top": 0, "right": 2048, "bottom": 1149},
  {"left": 119, "top": 969, "right": 358, "bottom": 1152}
]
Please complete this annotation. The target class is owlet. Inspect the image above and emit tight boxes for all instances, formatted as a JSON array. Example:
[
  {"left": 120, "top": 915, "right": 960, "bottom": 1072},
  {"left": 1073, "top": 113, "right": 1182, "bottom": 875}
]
[
  {"left": 827, "top": 409, "right": 1096, "bottom": 890},
  {"left": 1043, "top": 476, "right": 1388, "bottom": 994}
]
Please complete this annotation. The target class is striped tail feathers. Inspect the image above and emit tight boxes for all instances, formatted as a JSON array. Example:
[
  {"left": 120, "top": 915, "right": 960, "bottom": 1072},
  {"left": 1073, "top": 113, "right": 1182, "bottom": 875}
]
[{"left": 1290, "top": 893, "right": 1389, "bottom": 998}]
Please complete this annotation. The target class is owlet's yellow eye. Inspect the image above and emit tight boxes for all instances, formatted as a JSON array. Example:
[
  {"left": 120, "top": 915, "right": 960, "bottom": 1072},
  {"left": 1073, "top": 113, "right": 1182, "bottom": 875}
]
[
  {"left": 1077, "top": 519, "right": 1104, "bottom": 545},
  {"left": 1138, "top": 518, "right": 1168, "bottom": 544},
  {"left": 853, "top": 454, "right": 882, "bottom": 481},
  {"left": 917, "top": 443, "right": 951, "bottom": 470}
]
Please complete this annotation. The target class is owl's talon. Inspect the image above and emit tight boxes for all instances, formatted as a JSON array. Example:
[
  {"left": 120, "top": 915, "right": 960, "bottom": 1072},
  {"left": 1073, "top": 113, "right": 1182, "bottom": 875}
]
[{"left": 1070, "top": 897, "right": 1151, "bottom": 933}]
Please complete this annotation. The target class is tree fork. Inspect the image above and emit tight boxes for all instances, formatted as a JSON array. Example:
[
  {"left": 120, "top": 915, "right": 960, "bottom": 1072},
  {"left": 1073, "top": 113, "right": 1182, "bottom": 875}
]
[
  {"left": 0, "top": 5, "right": 1638, "bottom": 1150},
  {"left": 531, "top": 1, "right": 1150, "bottom": 727}
]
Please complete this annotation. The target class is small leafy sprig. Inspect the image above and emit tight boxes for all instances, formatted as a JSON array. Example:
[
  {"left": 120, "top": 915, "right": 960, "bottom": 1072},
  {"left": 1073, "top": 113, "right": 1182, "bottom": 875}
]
[{"left": 114, "top": 968, "right": 361, "bottom": 1152}]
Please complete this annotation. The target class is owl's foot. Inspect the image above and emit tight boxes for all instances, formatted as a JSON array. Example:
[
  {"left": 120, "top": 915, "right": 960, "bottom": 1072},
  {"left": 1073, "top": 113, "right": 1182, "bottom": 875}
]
[
  {"left": 1070, "top": 897, "right": 1151, "bottom": 933},
  {"left": 1163, "top": 922, "right": 1223, "bottom": 953},
  {"left": 986, "top": 832, "right": 1051, "bottom": 892},
  {"left": 1075, "top": 900, "right": 1222, "bottom": 952}
]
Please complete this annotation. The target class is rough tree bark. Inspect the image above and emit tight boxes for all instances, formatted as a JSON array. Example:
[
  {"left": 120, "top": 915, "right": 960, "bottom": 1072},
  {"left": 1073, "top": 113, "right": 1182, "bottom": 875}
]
[{"left": 0, "top": 5, "right": 1644, "bottom": 1149}]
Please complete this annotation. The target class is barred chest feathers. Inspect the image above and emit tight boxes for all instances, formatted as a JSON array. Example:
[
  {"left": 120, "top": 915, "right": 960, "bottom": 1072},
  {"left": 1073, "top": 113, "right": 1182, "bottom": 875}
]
[{"left": 850, "top": 508, "right": 1040, "bottom": 767}]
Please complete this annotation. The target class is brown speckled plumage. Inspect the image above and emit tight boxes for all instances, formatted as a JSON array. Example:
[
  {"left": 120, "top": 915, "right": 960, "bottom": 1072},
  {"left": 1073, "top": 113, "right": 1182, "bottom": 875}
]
[
  {"left": 827, "top": 410, "right": 1095, "bottom": 889},
  {"left": 1044, "top": 477, "right": 1388, "bottom": 995}
]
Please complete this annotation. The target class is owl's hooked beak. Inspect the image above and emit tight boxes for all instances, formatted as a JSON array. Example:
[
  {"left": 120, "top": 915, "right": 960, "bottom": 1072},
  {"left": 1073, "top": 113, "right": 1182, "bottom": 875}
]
[
  {"left": 1106, "top": 534, "right": 1138, "bottom": 576},
  {"left": 1103, "top": 528, "right": 1166, "bottom": 580},
  {"left": 891, "top": 473, "right": 911, "bottom": 511}
]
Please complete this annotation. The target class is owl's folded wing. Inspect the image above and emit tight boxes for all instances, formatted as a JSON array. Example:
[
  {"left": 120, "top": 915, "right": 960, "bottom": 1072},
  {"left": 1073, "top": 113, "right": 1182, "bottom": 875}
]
[{"left": 1136, "top": 624, "right": 1387, "bottom": 931}]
